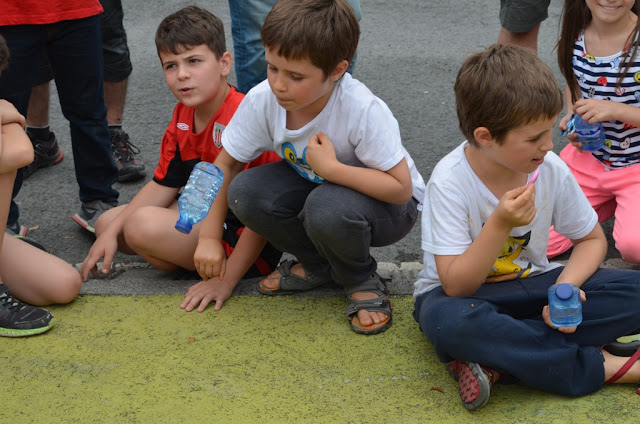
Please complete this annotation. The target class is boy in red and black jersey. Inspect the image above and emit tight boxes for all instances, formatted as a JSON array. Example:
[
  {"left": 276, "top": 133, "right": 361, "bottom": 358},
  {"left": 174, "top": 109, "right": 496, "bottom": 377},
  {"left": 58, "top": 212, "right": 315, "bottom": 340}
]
[{"left": 81, "top": 6, "right": 281, "bottom": 312}]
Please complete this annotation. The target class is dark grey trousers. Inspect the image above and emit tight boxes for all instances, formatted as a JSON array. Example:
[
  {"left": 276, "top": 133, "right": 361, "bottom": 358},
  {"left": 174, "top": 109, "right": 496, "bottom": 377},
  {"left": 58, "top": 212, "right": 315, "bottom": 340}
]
[{"left": 228, "top": 161, "right": 418, "bottom": 290}]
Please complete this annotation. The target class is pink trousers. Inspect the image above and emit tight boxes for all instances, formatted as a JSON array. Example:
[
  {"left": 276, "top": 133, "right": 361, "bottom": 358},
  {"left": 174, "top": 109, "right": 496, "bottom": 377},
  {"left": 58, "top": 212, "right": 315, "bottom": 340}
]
[{"left": 548, "top": 145, "right": 640, "bottom": 264}]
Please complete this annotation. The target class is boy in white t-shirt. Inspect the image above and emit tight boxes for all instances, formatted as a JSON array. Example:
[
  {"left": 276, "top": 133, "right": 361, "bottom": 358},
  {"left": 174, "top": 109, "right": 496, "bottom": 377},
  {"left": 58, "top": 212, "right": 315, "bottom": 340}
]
[
  {"left": 195, "top": 0, "right": 426, "bottom": 335},
  {"left": 414, "top": 44, "right": 640, "bottom": 410}
]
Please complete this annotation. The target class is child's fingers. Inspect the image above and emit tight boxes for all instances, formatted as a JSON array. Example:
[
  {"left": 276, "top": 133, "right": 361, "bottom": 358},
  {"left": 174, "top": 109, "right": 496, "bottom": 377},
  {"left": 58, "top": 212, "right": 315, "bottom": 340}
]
[{"left": 102, "top": 251, "right": 115, "bottom": 274}]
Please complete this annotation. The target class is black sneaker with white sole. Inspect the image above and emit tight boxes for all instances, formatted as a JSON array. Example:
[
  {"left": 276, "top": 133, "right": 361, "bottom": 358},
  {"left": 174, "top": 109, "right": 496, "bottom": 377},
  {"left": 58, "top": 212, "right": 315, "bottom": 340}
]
[
  {"left": 23, "top": 130, "right": 64, "bottom": 179},
  {"left": 0, "top": 287, "right": 55, "bottom": 337}
]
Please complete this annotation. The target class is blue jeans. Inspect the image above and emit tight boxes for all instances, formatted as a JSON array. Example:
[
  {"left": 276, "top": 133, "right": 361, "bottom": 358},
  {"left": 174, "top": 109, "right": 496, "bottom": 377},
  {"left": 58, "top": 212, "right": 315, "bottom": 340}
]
[
  {"left": 228, "top": 161, "right": 418, "bottom": 290},
  {"left": 0, "top": 16, "right": 119, "bottom": 223},
  {"left": 413, "top": 267, "right": 640, "bottom": 396},
  {"left": 227, "top": 0, "right": 361, "bottom": 94}
]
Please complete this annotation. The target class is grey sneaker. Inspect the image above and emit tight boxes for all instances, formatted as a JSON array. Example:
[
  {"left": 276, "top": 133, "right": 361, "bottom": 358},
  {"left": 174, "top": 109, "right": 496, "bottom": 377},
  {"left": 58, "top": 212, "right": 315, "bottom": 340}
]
[
  {"left": 72, "top": 200, "right": 117, "bottom": 233},
  {"left": 6, "top": 221, "right": 27, "bottom": 237},
  {"left": 0, "top": 286, "right": 55, "bottom": 337}
]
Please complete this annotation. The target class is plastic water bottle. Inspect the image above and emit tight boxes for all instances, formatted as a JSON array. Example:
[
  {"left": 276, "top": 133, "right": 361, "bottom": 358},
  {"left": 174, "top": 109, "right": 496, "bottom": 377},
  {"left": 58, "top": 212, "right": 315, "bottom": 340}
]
[
  {"left": 175, "top": 161, "right": 224, "bottom": 234},
  {"left": 548, "top": 283, "right": 582, "bottom": 328},
  {"left": 573, "top": 114, "right": 605, "bottom": 151}
]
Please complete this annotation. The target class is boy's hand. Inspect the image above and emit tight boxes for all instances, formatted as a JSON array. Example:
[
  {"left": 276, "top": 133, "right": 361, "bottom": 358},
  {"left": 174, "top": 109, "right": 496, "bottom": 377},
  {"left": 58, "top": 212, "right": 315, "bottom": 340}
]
[
  {"left": 193, "top": 237, "right": 227, "bottom": 280},
  {"left": 305, "top": 132, "right": 338, "bottom": 178},
  {"left": 180, "top": 277, "right": 235, "bottom": 312},
  {"left": 559, "top": 112, "right": 583, "bottom": 149},
  {"left": 493, "top": 184, "right": 537, "bottom": 229},
  {"left": 542, "top": 289, "right": 586, "bottom": 333},
  {"left": 0, "top": 99, "right": 25, "bottom": 127},
  {"left": 80, "top": 232, "right": 119, "bottom": 281}
]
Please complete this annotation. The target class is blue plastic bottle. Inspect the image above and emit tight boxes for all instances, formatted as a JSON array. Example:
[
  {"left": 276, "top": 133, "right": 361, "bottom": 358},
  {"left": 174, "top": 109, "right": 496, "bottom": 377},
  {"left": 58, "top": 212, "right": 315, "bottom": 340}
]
[
  {"left": 175, "top": 161, "right": 224, "bottom": 234},
  {"left": 548, "top": 283, "right": 582, "bottom": 328},
  {"left": 572, "top": 114, "right": 605, "bottom": 151}
]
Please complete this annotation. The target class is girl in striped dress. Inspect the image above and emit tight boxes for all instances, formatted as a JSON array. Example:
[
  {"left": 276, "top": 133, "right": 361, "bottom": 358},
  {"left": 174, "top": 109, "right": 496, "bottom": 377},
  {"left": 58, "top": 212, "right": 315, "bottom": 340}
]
[{"left": 550, "top": 0, "right": 640, "bottom": 263}]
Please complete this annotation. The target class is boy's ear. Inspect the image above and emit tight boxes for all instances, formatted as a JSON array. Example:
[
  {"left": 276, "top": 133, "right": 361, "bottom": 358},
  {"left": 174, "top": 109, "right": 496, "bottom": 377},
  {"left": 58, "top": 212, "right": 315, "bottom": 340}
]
[
  {"left": 329, "top": 60, "right": 350, "bottom": 82},
  {"left": 473, "top": 126, "right": 495, "bottom": 146},
  {"left": 220, "top": 52, "right": 233, "bottom": 77}
]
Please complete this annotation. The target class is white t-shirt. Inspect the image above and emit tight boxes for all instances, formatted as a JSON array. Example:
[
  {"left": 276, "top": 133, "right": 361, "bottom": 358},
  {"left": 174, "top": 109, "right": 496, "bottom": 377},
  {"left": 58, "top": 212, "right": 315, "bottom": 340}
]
[
  {"left": 413, "top": 142, "right": 598, "bottom": 297},
  {"left": 221, "top": 73, "right": 425, "bottom": 201}
]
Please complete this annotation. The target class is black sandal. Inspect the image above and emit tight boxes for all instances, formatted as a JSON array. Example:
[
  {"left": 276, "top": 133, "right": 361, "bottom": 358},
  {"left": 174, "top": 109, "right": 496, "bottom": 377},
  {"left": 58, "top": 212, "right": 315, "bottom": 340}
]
[{"left": 258, "top": 259, "right": 332, "bottom": 295}]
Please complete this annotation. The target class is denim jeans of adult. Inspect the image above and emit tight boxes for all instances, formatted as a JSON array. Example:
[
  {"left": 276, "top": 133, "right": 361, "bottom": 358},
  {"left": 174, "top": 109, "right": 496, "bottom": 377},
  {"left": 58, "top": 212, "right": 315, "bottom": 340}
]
[
  {"left": 0, "top": 16, "right": 119, "bottom": 224},
  {"left": 227, "top": 0, "right": 362, "bottom": 94},
  {"left": 228, "top": 161, "right": 419, "bottom": 291},
  {"left": 413, "top": 267, "right": 640, "bottom": 397}
]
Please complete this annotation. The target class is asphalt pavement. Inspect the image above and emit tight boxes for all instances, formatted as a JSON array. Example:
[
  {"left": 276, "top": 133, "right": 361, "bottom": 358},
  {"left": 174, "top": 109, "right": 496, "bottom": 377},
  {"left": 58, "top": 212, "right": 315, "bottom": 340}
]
[{"left": 15, "top": 0, "right": 638, "bottom": 298}]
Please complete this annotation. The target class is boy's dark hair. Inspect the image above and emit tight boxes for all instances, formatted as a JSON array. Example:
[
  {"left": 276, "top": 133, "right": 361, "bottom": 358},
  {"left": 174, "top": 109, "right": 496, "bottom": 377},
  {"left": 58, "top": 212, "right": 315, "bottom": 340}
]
[
  {"left": 455, "top": 44, "right": 563, "bottom": 146},
  {"left": 261, "top": 0, "right": 359, "bottom": 78},
  {"left": 155, "top": 5, "right": 226, "bottom": 59},
  {"left": 0, "top": 34, "right": 8, "bottom": 73},
  {"left": 557, "top": 0, "right": 640, "bottom": 104}
]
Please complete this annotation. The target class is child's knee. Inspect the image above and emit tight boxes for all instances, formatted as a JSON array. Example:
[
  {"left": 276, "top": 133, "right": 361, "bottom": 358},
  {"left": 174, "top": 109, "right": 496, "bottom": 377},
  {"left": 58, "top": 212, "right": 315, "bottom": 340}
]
[
  {"left": 50, "top": 268, "right": 82, "bottom": 304},
  {"left": 228, "top": 176, "right": 250, "bottom": 215},
  {"left": 617, "top": 238, "right": 640, "bottom": 264},
  {"left": 95, "top": 205, "right": 122, "bottom": 236},
  {"left": 122, "top": 207, "right": 156, "bottom": 249}
]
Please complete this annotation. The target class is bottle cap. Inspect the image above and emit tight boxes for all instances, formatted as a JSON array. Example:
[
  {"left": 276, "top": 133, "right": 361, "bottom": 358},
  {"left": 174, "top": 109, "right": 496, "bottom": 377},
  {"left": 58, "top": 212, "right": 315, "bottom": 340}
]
[
  {"left": 175, "top": 219, "right": 192, "bottom": 234},
  {"left": 555, "top": 283, "right": 573, "bottom": 300}
]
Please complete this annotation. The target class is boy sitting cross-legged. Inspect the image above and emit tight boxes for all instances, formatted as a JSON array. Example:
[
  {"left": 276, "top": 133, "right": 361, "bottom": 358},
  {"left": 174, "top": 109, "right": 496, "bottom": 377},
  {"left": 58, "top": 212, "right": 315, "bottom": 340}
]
[
  {"left": 80, "top": 6, "right": 281, "bottom": 312},
  {"left": 413, "top": 44, "right": 640, "bottom": 410}
]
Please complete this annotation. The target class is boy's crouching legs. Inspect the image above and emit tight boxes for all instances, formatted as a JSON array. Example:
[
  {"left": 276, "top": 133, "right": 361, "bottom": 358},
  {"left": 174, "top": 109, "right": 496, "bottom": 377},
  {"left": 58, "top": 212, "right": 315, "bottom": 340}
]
[
  {"left": 302, "top": 184, "right": 417, "bottom": 334},
  {"left": 123, "top": 205, "right": 198, "bottom": 271}
]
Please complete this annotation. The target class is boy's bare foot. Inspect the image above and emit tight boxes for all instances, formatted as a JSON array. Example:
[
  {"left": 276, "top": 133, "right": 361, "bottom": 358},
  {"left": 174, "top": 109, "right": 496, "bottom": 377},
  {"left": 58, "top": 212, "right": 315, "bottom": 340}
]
[
  {"left": 261, "top": 263, "right": 306, "bottom": 290},
  {"left": 261, "top": 264, "right": 387, "bottom": 326},
  {"left": 350, "top": 290, "right": 389, "bottom": 325}
]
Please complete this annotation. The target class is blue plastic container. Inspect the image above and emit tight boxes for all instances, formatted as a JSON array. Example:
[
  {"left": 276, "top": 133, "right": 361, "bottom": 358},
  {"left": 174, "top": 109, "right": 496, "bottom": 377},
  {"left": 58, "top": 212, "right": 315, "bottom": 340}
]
[
  {"left": 548, "top": 283, "right": 582, "bottom": 328},
  {"left": 573, "top": 114, "right": 605, "bottom": 152},
  {"left": 175, "top": 161, "right": 224, "bottom": 234}
]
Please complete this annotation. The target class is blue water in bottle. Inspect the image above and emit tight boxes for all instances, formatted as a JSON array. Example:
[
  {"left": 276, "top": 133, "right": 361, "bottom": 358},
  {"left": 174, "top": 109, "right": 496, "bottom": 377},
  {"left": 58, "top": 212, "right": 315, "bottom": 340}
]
[
  {"left": 175, "top": 161, "right": 224, "bottom": 234},
  {"left": 548, "top": 283, "right": 582, "bottom": 327},
  {"left": 573, "top": 114, "right": 605, "bottom": 152}
]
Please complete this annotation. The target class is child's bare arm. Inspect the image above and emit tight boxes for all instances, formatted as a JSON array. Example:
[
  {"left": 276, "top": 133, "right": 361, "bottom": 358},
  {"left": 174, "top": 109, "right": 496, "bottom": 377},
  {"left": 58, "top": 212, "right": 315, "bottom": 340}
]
[
  {"left": 0, "top": 100, "right": 32, "bottom": 172},
  {"left": 435, "top": 184, "right": 537, "bottom": 297},
  {"left": 304, "top": 132, "right": 413, "bottom": 204},
  {"left": 194, "top": 149, "right": 247, "bottom": 280},
  {"left": 554, "top": 223, "right": 607, "bottom": 287},
  {"left": 181, "top": 227, "right": 268, "bottom": 312}
]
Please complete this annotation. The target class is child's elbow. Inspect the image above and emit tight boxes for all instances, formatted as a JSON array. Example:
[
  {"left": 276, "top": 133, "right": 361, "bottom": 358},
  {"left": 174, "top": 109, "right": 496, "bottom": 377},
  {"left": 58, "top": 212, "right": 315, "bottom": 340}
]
[
  {"left": 441, "top": 280, "right": 478, "bottom": 297},
  {"left": 390, "top": 182, "right": 414, "bottom": 204}
]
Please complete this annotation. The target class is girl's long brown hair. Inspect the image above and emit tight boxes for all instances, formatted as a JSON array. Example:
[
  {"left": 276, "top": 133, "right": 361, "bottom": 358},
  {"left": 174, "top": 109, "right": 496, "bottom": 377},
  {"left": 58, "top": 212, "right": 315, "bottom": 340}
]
[{"left": 557, "top": 0, "right": 640, "bottom": 104}]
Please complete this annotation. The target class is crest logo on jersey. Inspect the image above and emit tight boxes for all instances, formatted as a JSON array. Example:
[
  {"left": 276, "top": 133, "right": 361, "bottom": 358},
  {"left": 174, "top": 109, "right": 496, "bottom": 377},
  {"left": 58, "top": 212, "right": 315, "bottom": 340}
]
[
  {"left": 177, "top": 122, "right": 189, "bottom": 131},
  {"left": 213, "top": 123, "right": 225, "bottom": 148}
]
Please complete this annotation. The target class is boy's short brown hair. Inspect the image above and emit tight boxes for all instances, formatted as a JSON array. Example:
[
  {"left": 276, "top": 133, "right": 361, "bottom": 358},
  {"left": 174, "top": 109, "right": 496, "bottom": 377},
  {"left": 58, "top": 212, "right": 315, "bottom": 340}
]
[
  {"left": 155, "top": 5, "right": 226, "bottom": 59},
  {"left": 261, "top": 0, "right": 359, "bottom": 78},
  {"left": 455, "top": 44, "right": 563, "bottom": 146}
]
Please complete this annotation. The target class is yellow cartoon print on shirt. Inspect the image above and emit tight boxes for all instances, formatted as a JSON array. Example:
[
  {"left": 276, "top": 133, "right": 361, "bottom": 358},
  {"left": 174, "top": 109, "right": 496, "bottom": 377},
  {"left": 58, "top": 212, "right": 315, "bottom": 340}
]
[{"left": 485, "top": 231, "right": 533, "bottom": 283}]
